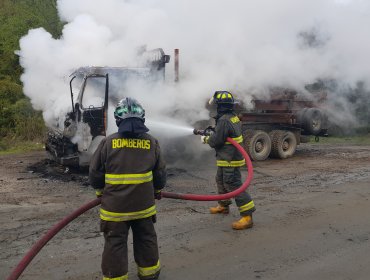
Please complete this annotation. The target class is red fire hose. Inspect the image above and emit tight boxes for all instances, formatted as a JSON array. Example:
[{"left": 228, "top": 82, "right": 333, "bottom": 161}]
[
  {"left": 161, "top": 137, "right": 253, "bottom": 200},
  {"left": 7, "top": 137, "right": 253, "bottom": 280}
]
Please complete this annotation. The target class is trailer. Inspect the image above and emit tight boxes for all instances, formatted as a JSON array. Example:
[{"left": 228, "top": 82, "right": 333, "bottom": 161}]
[{"left": 237, "top": 88, "right": 328, "bottom": 161}]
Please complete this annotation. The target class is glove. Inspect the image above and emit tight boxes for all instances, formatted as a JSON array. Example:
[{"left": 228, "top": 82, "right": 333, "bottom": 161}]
[
  {"left": 95, "top": 189, "right": 103, "bottom": 198},
  {"left": 201, "top": 135, "right": 209, "bottom": 144},
  {"left": 154, "top": 190, "right": 162, "bottom": 200}
]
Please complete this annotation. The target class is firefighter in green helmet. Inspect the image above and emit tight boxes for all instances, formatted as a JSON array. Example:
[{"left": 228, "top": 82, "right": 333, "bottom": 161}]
[
  {"left": 202, "top": 91, "right": 256, "bottom": 230},
  {"left": 89, "top": 97, "right": 166, "bottom": 280}
]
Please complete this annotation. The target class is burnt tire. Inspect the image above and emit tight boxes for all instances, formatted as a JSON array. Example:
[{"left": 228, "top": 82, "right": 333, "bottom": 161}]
[
  {"left": 302, "top": 108, "right": 323, "bottom": 135},
  {"left": 270, "top": 130, "right": 297, "bottom": 159},
  {"left": 243, "top": 130, "right": 271, "bottom": 161}
]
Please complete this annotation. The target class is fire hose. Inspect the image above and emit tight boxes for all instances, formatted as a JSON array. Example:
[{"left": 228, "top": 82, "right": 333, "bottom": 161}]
[{"left": 7, "top": 136, "right": 253, "bottom": 280}]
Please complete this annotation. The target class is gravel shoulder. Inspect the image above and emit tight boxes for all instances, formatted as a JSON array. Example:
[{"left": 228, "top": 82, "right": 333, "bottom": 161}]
[{"left": 1, "top": 143, "right": 370, "bottom": 280}]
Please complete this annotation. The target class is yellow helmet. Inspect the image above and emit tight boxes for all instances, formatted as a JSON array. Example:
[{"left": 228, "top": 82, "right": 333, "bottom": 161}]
[{"left": 208, "top": 91, "right": 235, "bottom": 105}]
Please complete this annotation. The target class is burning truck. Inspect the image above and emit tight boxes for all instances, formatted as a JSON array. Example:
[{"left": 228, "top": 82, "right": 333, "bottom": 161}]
[
  {"left": 45, "top": 48, "right": 170, "bottom": 167},
  {"left": 46, "top": 47, "right": 328, "bottom": 166}
]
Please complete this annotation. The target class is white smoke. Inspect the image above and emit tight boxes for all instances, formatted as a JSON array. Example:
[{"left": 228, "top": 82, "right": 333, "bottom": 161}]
[{"left": 18, "top": 0, "right": 370, "bottom": 133}]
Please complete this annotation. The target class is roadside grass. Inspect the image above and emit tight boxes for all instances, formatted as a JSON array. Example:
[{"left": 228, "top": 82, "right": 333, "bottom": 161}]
[
  {"left": 310, "top": 134, "right": 370, "bottom": 145},
  {"left": 0, "top": 139, "right": 44, "bottom": 155}
]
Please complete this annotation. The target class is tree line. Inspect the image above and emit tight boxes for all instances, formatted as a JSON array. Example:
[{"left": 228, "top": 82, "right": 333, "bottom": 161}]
[{"left": 0, "top": 0, "right": 62, "bottom": 148}]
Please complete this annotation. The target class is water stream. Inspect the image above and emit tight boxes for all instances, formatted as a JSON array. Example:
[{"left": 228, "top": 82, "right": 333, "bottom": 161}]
[{"left": 146, "top": 120, "right": 194, "bottom": 137}]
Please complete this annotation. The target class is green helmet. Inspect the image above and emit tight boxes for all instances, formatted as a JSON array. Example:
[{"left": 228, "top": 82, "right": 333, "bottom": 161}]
[
  {"left": 209, "top": 91, "right": 235, "bottom": 105},
  {"left": 114, "top": 97, "right": 145, "bottom": 121}
]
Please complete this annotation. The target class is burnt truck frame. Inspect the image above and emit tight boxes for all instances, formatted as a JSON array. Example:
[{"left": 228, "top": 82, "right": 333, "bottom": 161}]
[
  {"left": 237, "top": 88, "right": 329, "bottom": 161},
  {"left": 45, "top": 48, "right": 170, "bottom": 167}
]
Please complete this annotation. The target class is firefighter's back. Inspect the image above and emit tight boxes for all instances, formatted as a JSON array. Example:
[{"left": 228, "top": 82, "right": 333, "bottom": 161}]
[{"left": 99, "top": 131, "right": 160, "bottom": 221}]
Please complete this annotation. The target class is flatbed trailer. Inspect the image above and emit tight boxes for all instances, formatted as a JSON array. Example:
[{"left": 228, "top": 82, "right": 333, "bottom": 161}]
[{"left": 237, "top": 89, "right": 328, "bottom": 161}]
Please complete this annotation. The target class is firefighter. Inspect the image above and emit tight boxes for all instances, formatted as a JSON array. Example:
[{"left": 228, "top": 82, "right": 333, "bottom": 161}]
[
  {"left": 89, "top": 97, "right": 166, "bottom": 280},
  {"left": 202, "top": 91, "right": 255, "bottom": 230}
]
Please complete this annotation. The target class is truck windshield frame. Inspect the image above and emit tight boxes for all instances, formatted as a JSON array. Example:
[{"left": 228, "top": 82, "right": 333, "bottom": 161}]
[{"left": 80, "top": 75, "right": 107, "bottom": 110}]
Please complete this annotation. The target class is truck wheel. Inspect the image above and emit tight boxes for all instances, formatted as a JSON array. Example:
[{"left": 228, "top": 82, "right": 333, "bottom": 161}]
[
  {"left": 243, "top": 130, "right": 271, "bottom": 161},
  {"left": 270, "top": 130, "right": 297, "bottom": 159},
  {"left": 303, "top": 108, "right": 323, "bottom": 135}
]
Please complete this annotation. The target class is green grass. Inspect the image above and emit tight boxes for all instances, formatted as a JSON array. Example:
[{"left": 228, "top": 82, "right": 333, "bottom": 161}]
[
  {"left": 0, "top": 140, "right": 44, "bottom": 155},
  {"left": 309, "top": 134, "right": 370, "bottom": 145}
]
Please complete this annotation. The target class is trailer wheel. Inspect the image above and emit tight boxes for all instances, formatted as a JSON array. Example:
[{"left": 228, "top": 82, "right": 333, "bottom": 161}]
[
  {"left": 270, "top": 130, "right": 297, "bottom": 159},
  {"left": 303, "top": 108, "right": 323, "bottom": 135},
  {"left": 243, "top": 130, "right": 271, "bottom": 161}
]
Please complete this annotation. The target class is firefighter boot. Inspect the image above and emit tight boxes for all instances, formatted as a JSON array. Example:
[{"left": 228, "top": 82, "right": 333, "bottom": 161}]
[
  {"left": 209, "top": 204, "right": 230, "bottom": 214},
  {"left": 232, "top": 215, "right": 253, "bottom": 230}
]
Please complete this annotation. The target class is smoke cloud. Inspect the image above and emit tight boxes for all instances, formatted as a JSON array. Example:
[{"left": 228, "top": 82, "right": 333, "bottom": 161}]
[{"left": 18, "top": 0, "right": 370, "bottom": 136}]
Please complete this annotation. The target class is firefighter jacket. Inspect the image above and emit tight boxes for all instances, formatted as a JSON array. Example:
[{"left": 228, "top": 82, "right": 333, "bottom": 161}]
[
  {"left": 89, "top": 132, "right": 166, "bottom": 222},
  {"left": 208, "top": 112, "right": 245, "bottom": 167}
]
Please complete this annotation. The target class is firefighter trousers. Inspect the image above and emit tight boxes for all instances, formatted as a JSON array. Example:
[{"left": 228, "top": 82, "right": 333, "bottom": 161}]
[
  {"left": 216, "top": 166, "right": 256, "bottom": 216},
  {"left": 101, "top": 217, "right": 160, "bottom": 280}
]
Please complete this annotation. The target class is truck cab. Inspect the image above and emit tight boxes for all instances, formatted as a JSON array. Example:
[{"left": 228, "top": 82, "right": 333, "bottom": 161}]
[{"left": 45, "top": 48, "right": 170, "bottom": 167}]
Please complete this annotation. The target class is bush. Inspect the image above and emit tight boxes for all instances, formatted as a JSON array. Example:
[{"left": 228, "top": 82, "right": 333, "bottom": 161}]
[
  {"left": 0, "top": 0, "right": 61, "bottom": 147},
  {"left": 0, "top": 78, "right": 24, "bottom": 136},
  {"left": 11, "top": 98, "right": 46, "bottom": 141}
]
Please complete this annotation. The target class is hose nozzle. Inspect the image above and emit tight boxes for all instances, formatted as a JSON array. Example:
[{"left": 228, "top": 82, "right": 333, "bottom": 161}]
[
  {"left": 193, "top": 127, "right": 214, "bottom": 136},
  {"left": 193, "top": 129, "right": 205, "bottom": 135}
]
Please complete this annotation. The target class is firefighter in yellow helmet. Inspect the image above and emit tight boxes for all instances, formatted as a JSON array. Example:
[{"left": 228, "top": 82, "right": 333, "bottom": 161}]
[
  {"left": 202, "top": 91, "right": 255, "bottom": 230},
  {"left": 89, "top": 97, "right": 166, "bottom": 280}
]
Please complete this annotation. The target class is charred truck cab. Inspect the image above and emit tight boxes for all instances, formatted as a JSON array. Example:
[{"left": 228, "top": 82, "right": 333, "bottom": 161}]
[{"left": 46, "top": 48, "right": 170, "bottom": 167}]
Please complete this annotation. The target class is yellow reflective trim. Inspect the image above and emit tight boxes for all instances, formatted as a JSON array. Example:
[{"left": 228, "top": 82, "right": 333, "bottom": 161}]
[
  {"left": 95, "top": 190, "right": 103, "bottom": 196},
  {"left": 105, "top": 179, "right": 152, "bottom": 184},
  {"left": 101, "top": 205, "right": 155, "bottom": 217},
  {"left": 229, "top": 116, "right": 240, "bottom": 123},
  {"left": 106, "top": 171, "right": 152, "bottom": 178},
  {"left": 239, "top": 201, "right": 255, "bottom": 212},
  {"left": 105, "top": 171, "right": 153, "bottom": 185},
  {"left": 217, "top": 159, "right": 246, "bottom": 167},
  {"left": 100, "top": 205, "right": 156, "bottom": 222},
  {"left": 216, "top": 93, "right": 221, "bottom": 99},
  {"left": 138, "top": 260, "right": 161, "bottom": 277},
  {"left": 106, "top": 178, "right": 152, "bottom": 184},
  {"left": 227, "top": 93, "right": 232, "bottom": 98},
  {"left": 225, "top": 135, "right": 243, "bottom": 144},
  {"left": 103, "top": 274, "right": 128, "bottom": 280}
]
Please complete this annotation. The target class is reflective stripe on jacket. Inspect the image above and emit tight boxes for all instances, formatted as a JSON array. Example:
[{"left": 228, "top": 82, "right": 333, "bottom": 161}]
[
  {"left": 105, "top": 171, "right": 153, "bottom": 185},
  {"left": 225, "top": 135, "right": 243, "bottom": 144}
]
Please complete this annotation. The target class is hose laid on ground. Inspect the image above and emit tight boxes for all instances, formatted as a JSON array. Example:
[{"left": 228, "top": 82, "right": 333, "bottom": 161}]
[
  {"left": 7, "top": 137, "right": 253, "bottom": 280},
  {"left": 6, "top": 198, "right": 101, "bottom": 280}
]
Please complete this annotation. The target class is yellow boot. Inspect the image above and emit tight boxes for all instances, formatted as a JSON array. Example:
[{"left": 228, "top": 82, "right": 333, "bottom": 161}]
[
  {"left": 232, "top": 215, "right": 253, "bottom": 230},
  {"left": 209, "top": 205, "right": 229, "bottom": 214}
]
